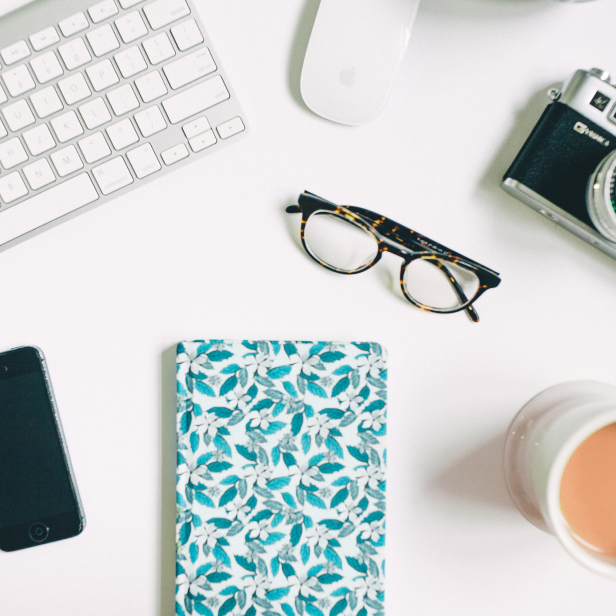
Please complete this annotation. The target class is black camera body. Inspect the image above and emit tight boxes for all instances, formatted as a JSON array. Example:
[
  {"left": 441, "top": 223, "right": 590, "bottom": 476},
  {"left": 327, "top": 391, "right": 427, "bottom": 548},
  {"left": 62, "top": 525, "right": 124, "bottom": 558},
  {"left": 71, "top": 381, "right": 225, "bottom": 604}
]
[{"left": 502, "top": 69, "right": 616, "bottom": 259}]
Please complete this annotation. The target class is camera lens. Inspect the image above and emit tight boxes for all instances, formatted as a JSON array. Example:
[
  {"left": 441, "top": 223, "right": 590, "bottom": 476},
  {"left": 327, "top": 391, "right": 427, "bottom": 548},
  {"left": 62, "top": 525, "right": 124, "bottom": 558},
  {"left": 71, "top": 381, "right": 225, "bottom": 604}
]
[{"left": 587, "top": 151, "right": 616, "bottom": 242}]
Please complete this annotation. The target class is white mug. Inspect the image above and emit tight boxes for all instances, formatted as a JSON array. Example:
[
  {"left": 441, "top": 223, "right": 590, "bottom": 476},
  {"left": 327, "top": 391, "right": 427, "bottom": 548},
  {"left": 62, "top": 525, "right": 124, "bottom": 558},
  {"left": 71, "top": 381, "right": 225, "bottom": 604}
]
[{"left": 504, "top": 381, "right": 616, "bottom": 577}]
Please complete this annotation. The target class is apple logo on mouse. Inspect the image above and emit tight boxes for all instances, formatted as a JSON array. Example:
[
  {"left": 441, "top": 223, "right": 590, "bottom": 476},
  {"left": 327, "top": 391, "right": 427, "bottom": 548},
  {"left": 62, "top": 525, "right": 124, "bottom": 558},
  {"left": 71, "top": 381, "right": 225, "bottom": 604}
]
[
  {"left": 340, "top": 67, "right": 356, "bottom": 87},
  {"left": 300, "top": 0, "right": 421, "bottom": 125}
]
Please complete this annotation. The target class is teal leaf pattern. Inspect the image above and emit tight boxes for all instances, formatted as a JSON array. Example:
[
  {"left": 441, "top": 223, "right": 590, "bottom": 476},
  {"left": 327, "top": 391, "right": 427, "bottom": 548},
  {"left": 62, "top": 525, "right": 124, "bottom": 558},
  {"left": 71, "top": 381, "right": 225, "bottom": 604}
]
[{"left": 176, "top": 340, "right": 386, "bottom": 616}]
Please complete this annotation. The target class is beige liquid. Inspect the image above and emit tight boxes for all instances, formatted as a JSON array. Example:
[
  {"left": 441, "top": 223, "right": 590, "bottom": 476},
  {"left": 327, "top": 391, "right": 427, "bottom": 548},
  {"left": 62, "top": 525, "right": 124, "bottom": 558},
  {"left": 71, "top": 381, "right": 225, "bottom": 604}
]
[{"left": 560, "top": 423, "right": 616, "bottom": 556}]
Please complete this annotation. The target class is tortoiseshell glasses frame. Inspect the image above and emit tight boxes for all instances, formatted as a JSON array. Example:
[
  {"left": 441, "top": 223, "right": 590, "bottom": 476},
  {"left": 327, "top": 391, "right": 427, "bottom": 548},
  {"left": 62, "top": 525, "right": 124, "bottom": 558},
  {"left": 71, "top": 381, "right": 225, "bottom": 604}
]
[{"left": 286, "top": 191, "right": 501, "bottom": 322}]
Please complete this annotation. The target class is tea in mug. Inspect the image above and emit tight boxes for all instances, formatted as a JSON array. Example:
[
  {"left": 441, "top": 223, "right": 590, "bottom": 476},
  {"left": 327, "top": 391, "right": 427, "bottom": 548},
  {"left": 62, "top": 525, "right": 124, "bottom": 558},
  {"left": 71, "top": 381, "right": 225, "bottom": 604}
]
[{"left": 560, "top": 423, "right": 616, "bottom": 556}]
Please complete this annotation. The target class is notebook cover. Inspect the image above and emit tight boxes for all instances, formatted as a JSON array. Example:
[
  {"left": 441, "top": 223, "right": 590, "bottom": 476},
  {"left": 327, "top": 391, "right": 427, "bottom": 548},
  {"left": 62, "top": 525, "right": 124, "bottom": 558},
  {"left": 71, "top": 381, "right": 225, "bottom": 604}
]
[{"left": 175, "top": 340, "right": 387, "bottom": 616}]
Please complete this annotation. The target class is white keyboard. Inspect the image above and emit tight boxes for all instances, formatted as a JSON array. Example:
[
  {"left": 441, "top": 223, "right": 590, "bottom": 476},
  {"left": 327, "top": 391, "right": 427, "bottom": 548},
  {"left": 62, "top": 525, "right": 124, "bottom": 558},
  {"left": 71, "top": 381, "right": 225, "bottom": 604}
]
[{"left": 0, "top": 0, "right": 247, "bottom": 251}]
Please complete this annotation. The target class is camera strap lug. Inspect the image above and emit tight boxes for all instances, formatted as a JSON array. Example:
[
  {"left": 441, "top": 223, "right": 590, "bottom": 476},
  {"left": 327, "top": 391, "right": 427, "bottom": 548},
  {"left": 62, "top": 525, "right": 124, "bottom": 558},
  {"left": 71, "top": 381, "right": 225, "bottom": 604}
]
[{"left": 547, "top": 88, "right": 561, "bottom": 102}]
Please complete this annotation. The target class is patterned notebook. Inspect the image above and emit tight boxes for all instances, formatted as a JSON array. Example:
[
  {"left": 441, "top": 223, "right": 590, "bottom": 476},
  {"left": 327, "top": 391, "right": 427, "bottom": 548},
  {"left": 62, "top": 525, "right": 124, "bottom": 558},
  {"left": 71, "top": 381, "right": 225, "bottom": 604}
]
[{"left": 175, "top": 340, "right": 387, "bottom": 616}]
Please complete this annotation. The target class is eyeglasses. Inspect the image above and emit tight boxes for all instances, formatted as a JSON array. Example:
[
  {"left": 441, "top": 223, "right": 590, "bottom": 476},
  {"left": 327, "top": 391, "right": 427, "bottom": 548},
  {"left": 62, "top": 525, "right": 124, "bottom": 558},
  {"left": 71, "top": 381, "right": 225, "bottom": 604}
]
[{"left": 286, "top": 191, "right": 501, "bottom": 322}]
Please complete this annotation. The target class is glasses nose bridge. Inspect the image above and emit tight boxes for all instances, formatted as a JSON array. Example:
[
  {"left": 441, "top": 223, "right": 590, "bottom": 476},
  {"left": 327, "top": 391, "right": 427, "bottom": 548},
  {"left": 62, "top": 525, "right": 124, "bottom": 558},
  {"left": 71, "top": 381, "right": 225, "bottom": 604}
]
[{"left": 379, "top": 236, "right": 415, "bottom": 262}]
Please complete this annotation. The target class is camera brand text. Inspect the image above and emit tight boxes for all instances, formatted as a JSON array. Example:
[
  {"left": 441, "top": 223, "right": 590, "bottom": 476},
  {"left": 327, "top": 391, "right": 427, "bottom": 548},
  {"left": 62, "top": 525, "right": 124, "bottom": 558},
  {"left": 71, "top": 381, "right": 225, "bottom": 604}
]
[{"left": 573, "top": 121, "right": 611, "bottom": 147}]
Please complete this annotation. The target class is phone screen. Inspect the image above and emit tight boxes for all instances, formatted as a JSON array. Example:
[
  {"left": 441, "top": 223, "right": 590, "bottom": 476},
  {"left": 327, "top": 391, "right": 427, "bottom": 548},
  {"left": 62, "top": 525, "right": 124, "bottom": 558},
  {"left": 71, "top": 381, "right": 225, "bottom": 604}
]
[
  {"left": 0, "top": 371, "right": 74, "bottom": 527},
  {"left": 0, "top": 347, "right": 83, "bottom": 549}
]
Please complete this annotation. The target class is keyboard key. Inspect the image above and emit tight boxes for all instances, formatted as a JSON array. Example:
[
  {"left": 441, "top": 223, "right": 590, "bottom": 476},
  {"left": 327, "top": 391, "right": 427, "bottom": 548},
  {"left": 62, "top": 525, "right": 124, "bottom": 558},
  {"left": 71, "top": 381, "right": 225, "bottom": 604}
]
[
  {"left": 2, "top": 100, "right": 35, "bottom": 132},
  {"left": 142, "top": 33, "right": 175, "bottom": 65},
  {"left": 114, "top": 46, "right": 147, "bottom": 79},
  {"left": 0, "top": 120, "right": 7, "bottom": 140},
  {"left": 51, "top": 110, "right": 84, "bottom": 143},
  {"left": 182, "top": 115, "right": 209, "bottom": 139},
  {"left": 107, "top": 84, "right": 139, "bottom": 116},
  {"left": 0, "top": 138, "right": 28, "bottom": 169},
  {"left": 162, "top": 75, "right": 229, "bottom": 124},
  {"left": 217, "top": 116, "right": 245, "bottom": 139},
  {"left": 171, "top": 19, "right": 204, "bottom": 52},
  {"left": 161, "top": 142, "right": 188, "bottom": 165},
  {"left": 51, "top": 145, "right": 84, "bottom": 177},
  {"left": 89, "top": 0, "right": 119, "bottom": 23},
  {"left": 58, "top": 12, "right": 89, "bottom": 38},
  {"left": 1, "top": 41, "right": 30, "bottom": 66},
  {"left": 106, "top": 118, "right": 139, "bottom": 149},
  {"left": 115, "top": 11, "right": 148, "bottom": 44},
  {"left": 0, "top": 172, "right": 28, "bottom": 203},
  {"left": 92, "top": 156, "right": 133, "bottom": 195},
  {"left": 79, "top": 97, "right": 112, "bottom": 129},
  {"left": 23, "top": 159, "right": 56, "bottom": 190},
  {"left": 59, "top": 38, "right": 91, "bottom": 71},
  {"left": 119, "top": 0, "right": 144, "bottom": 7},
  {"left": 87, "top": 24, "right": 120, "bottom": 57},
  {"left": 0, "top": 174, "right": 98, "bottom": 246},
  {"left": 135, "top": 70, "right": 167, "bottom": 103},
  {"left": 30, "top": 27, "right": 60, "bottom": 52},
  {"left": 58, "top": 73, "right": 91, "bottom": 105},
  {"left": 163, "top": 47, "right": 216, "bottom": 90},
  {"left": 30, "top": 51, "right": 64, "bottom": 84},
  {"left": 134, "top": 105, "right": 166, "bottom": 137},
  {"left": 127, "top": 143, "right": 161, "bottom": 178},
  {"left": 0, "top": 85, "right": 7, "bottom": 105},
  {"left": 189, "top": 129, "right": 216, "bottom": 152},
  {"left": 144, "top": 0, "right": 190, "bottom": 30},
  {"left": 87, "top": 59, "right": 120, "bottom": 92},
  {"left": 2, "top": 65, "right": 36, "bottom": 97},
  {"left": 23, "top": 124, "right": 56, "bottom": 156},
  {"left": 78, "top": 131, "right": 111, "bottom": 163},
  {"left": 30, "top": 86, "right": 63, "bottom": 119}
]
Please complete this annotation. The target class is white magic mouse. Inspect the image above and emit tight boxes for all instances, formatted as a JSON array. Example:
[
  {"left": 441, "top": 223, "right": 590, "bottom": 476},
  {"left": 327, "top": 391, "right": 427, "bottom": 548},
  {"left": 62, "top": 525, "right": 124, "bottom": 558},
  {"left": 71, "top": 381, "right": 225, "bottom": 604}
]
[{"left": 300, "top": 0, "right": 421, "bottom": 126}]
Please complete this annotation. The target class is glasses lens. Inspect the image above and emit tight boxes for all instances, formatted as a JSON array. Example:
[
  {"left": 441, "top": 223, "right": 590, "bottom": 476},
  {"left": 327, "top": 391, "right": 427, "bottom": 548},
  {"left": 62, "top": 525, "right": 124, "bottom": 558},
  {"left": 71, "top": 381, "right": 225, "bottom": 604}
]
[
  {"left": 304, "top": 211, "right": 378, "bottom": 272},
  {"left": 403, "top": 257, "right": 480, "bottom": 310}
]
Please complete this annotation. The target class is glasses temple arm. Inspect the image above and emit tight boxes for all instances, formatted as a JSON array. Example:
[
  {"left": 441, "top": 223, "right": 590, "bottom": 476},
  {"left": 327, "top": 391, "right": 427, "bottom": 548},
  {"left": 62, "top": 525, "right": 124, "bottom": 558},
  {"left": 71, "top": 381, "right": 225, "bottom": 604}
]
[
  {"left": 464, "top": 303, "right": 479, "bottom": 323},
  {"left": 406, "top": 230, "right": 496, "bottom": 277},
  {"left": 428, "top": 258, "right": 480, "bottom": 323},
  {"left": 348, "top": 206, "right": 498, "bottom": 278}
]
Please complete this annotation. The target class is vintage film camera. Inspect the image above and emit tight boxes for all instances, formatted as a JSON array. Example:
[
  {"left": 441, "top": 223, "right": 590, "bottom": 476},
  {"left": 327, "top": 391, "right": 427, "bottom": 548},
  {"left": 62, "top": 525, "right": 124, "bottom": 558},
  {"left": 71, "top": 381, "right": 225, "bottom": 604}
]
[{"left": 503, "top": 68, "right": 616, "bottom": 260}]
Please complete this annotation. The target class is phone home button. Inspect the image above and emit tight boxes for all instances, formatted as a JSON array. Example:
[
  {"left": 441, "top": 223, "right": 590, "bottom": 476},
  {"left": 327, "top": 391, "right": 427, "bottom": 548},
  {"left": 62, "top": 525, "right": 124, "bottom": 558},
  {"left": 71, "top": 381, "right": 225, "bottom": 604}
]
[{"left": 29, "top": 522, "right": 49, "bottom": 543}]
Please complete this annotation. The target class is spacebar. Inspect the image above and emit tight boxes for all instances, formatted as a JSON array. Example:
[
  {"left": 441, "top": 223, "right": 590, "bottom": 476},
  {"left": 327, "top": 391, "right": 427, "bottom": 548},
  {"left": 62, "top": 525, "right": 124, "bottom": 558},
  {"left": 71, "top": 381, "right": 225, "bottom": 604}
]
[{"left": 0, "top": 174, "right": 99, "bottom": 246}]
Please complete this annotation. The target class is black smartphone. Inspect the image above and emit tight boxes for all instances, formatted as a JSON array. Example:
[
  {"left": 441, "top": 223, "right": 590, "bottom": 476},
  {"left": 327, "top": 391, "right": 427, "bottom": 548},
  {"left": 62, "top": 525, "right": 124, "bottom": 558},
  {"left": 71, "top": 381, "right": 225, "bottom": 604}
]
[{"left": 0, "top": 346, "right": 85, "bottom": 551}]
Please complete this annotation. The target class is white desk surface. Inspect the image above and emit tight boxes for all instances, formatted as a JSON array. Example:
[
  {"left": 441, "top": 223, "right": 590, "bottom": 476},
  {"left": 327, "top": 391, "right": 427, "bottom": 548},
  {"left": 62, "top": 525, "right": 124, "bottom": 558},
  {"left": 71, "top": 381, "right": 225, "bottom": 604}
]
[{"left": 1, "top": 0, "right": 616, "bottom": 613}]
